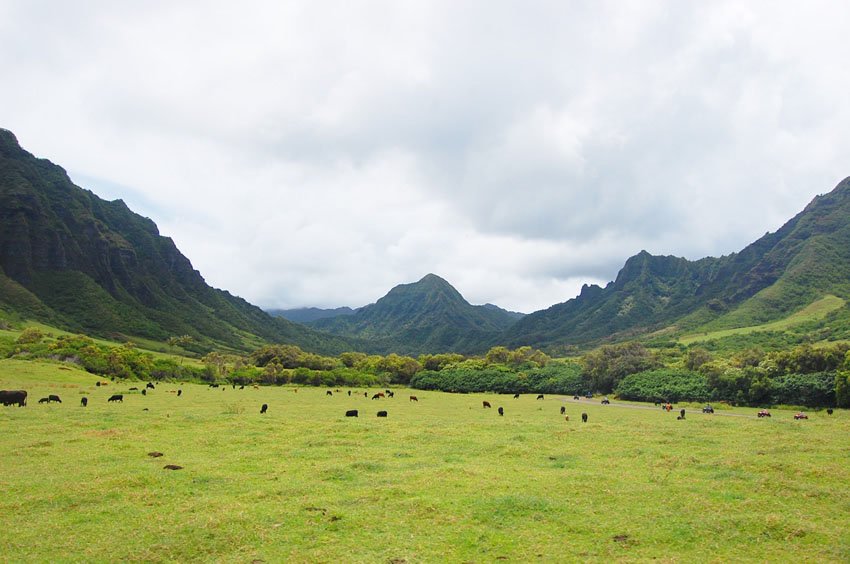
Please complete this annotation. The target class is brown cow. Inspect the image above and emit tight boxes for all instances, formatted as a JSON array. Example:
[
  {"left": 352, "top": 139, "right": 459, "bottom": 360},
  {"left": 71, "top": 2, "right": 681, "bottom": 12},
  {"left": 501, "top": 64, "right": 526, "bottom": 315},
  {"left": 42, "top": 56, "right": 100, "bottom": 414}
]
[
  {"left": 409, "top": 396, "right": 418, "bottom": 402},
  {"left": 482, "top": 401, "right": 491, "bottom": 408}
]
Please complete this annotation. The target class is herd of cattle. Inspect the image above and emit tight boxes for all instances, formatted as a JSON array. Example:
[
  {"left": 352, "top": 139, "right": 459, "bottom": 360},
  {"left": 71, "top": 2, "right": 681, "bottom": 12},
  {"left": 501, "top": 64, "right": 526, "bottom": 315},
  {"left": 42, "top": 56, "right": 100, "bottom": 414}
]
[{"left": 0, "top": 386, "right": 836, "bottom": 422}]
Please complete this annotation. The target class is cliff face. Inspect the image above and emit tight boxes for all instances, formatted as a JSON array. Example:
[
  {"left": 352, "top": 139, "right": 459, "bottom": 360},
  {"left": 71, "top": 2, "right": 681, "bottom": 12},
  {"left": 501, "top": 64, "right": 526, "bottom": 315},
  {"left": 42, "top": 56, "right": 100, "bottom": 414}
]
[{"left": 0, "top": 128, "right": 351, "bottom": 354}]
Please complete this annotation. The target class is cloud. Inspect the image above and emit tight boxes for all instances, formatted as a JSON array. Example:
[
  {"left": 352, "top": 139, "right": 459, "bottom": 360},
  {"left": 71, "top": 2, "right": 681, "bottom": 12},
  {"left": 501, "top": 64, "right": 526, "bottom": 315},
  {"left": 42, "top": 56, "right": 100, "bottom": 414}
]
[{"left": 1, "top": 1, "right": 849, "bottom": 313}]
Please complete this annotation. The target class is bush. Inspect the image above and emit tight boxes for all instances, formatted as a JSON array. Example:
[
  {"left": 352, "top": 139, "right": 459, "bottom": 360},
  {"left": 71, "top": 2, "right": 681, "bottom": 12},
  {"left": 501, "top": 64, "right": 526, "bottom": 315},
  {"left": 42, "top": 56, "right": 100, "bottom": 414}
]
[{"left": 615, "top": 369, "right": 711, "bottom": 403}]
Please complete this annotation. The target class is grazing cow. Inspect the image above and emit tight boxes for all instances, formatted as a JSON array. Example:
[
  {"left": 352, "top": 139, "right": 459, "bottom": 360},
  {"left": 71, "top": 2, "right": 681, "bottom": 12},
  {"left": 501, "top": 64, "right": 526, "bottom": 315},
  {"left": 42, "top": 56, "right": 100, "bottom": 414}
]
[
  {"left": 108, "top": 394, "right": 123, "bottom": 403},
  {"left": 757, "top": 410, "right": 771, "bottom": 418},
  {"left": 81, "top": 397, "right": 88, "bottom": 407},
  {"left": 38, "top": 397, "right": 49, "bottom": 404},
  {"left": 372, "top": 393, "right": 383, "bottom": 400},
  {"left": 48, "top": 394, "right": 61, "bottom": 403},
  {"left": 209, "top": 384, "right": 219, "bottom": 389},
  {"left": 129, "top": 387, "right": 139, "bottom": 391},
  {"left": 702, "top": 405, "right": 714, "bottom": 414},
  {"left": 148, "top": 451, "right": 164, "bottom": 457},
  {"left": 680, "top": 408, "right": 686, "bottom": 419},
  {"left": 513, "top": 393, "right": 520, "bottom": 399},
  {"left": 677, "top": 416, "right": 684, "bottom": 420},
  {"left": 327, "top": 390, "right": 333, "bottom": 396},
  {"left": 364, "top": 392, "right": 368, "bottom": 398},
  {"left": 573, "top": 395, "right": 580, "bottom": 400},
  {"left": 96, "top": 381, "right": 101, "bottom": 387},
  {"left": 239, "top": 385, "right": 245, "bottom": 390},
  {"left": 163, "top": 464, "right": 183, "bottom": 471},
  {"left": 581, "top": 413, "right": 588, "bottom": 423},
  {"left": 177, "top": 389, "right": 182, "bottom": 397},
  {"left": 498, "top": 406, "right": 504, "bottom": 416},
  {"left": 482, "top": 401, "right": 491, "bottom": 408},
  {"left": 0, "top": 390, "right": 27, "bottom": 407},
  {"left": 827, "top": 408, "right": 834, "bottom": 415},
  {"left": 146, "top": 382, "right": 155, "bottom": 390},
  {"left": 536, "top": 394, "right": 544, "bottom": 400},
  {"left": 260, "top": 403, "right": 268, "bottom": 414},
  {"left": 387, "top": 391, "right": 394, "bottom": 398},
  {"left": 601, "top": 397, "right": 610, "bottom": 405},
  {"left": 377, "top": 410, "right": 388, "bottom": 417},
  {"left": 141, "top": 388, "right": 147, "bottom": 396},
  {"left": 560, "top": 406, "right": 566, "bottom": 415},
  {"left": 794, "top": 412, "right": 808, "bottom": 420},
  {"left": 348, "top": 390, "right": 352, "bottom": 396},
  {"left": 385, "top": 389, "right": 392, "bottom": 394},
  {"left": 345, "top": 410, "right": 358, "bottom": 417},
  {"left": 409, "top": 395, "right": 418, "bottom": 402}
]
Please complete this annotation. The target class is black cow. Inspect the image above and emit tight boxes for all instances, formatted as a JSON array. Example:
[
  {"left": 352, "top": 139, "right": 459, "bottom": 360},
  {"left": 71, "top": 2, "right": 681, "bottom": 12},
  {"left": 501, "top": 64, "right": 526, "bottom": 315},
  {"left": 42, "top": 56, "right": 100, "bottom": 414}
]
[
  {"left": 48, "top": 394, "right": 62, "bottom": 403},
  {"left": 0, "top": 390, "right": 27, "bottom": 407},
  {"left": 38, "top": 397, "right": 49, "bottom": 404},
  {"left": 345, "top": 410, "right": 358, "bottom": 417},
  {"left": 129, "top": 387, "right": 139, "bottom": 391},
  {"left": 560, "top": 406, "right": 566, "bottom": 415},
  {"left": 573, "top": 395, "right": 579, "bottom": 400},
  {"left": 177, "top": 389, "right": 182, "bottom": 397},
  {"left": 827, "top": 408, "right": 834, "bottom": 415},
  {"left": 581, "top": 413, "right": 588, "bottom": 423},
  {"left": 372, "top": 393, "right": 384, "bottom": 400},
  {"left": 513, "top": 393, "right": 520, "bottom": 399},
  {"left": 536, "top": 394, "right": 544, "bottom": 400},
  {"left": 108, "top": 394, "right": 123, "bottom": 402},
  {"left": 348, "top": 390, "right": 352, "bottom": 396},
  {"left": 239, "top": 385, "right": 245, "bottom": 390},
  {"left": 680, "top": 408, "right": 686, "bottom": 419},
  {"left": 601, "top": 398, "right": 610, "bottom": 405},
  {"left": 498, "top": 407, "right": 504, "bottom": 416},
  {"left": 81, "top": 397, "right": 88, "bottom": 407},
  {"left": 96, "top": 381, "right": 102, "bottom": 387},
  {"left": 260, "top": 404, "right": 268, "bottom": 414},
  {"left": 377, "top": 410, "right": 388, "bottom": 417},
  {"left": 141, "top": 388, "right": 147, "bottom": 396},
  {"left": 482, "top": 401, "right": 491, "bottom": 408},
  {"left": 327, "top": 390, "right": 333, "bottom": 396},
  {"left": 387, "top": 391, "right": 394, "bottom": 398},
  {"left": 146, "top": 382, "right": 156, "bottom": 390}
]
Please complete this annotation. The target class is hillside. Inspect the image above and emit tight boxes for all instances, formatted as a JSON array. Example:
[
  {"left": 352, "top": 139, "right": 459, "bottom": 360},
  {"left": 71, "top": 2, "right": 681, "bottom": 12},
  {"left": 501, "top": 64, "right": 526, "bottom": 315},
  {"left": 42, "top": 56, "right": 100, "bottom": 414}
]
[
  {"left": 268, "top": 306, "right": 357, "bottom": 323},
  {"left": 310, "top": 274, "right": 520, "bottom": 354},
  {"left": 501, "top": 177, "right": 850, "bottom": 352},
  {"left": 0, "top": 128, "right": 352, "bottom": 355}
]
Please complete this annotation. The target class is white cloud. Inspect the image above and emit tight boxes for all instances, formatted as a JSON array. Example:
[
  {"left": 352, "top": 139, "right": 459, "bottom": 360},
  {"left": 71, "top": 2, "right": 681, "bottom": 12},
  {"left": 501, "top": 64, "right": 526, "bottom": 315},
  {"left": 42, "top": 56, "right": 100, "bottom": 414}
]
[{"left": 2, "top": 0, "right": 849, "bottom": 314}]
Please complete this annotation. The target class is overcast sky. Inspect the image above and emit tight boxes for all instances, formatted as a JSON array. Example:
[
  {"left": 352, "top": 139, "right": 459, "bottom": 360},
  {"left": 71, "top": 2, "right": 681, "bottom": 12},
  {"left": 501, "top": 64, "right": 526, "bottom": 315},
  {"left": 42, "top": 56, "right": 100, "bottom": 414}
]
[{"left": 2, "top": 1, "right": 849, "bottom": 313}]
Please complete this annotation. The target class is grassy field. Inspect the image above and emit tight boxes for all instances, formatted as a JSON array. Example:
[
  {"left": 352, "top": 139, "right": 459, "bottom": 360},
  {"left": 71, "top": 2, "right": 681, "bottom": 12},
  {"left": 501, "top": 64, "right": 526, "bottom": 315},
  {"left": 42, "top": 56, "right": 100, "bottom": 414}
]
[
  {"left": 1, "top": 359, "right": 849, "bottom": 562},
  {"left": 678, "top": 295, "right": 846, "bottom": 346}
]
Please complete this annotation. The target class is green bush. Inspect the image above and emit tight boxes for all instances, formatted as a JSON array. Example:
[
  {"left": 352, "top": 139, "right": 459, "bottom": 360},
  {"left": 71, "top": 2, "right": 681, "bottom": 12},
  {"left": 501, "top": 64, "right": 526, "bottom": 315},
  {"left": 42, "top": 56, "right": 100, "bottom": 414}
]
[{"left": 615, "top": 369, "right": 711, "bottom": 403}]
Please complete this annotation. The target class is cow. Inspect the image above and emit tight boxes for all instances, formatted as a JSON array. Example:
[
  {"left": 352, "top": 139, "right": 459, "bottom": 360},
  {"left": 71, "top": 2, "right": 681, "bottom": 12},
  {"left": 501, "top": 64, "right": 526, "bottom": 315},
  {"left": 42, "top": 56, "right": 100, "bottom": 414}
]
[
  {"left": 48, "top": 394, "right": 61, "bottom": 403},
  {"left": 560, "top": 406, "right": 566, "bottom": 415},
  {"left": 702, "top": 405, "right": 714, "bottom": 414},
  {"left": 581, "top": 413, "right": 588, "bottom": 423},
  {"left": 0, "top": 390, "right": 27, "bottom": 407},
  {"left": 409, "top": 396, "right": 418, "bottom": 402},
  {"left": 260, "top": 404, "right": 268, "bottom": 414},
  {"left": 377, "top": 410, "right": 388, "bottom": 417},
  {"left": 387, "top": 391, "right": 394, "bottom": 398},
  {"left": 38, "top": 397, "right": 50, "bottom": 404},
  {"left": 177, "top": 389, "right": 182, "bottom": 397},
  {"left": 345, "top": 410, "right": 358, "bottom": 417},
  {"left": 573, "top": 395, "right": 580, "bottom": 400},
  {"left": 385, "top": 389, "right": 392, "bottom": 395},
  {"left": 348, "top": 390, "right": 352, "bottom": 396},
  {"left": 108, "top": 394, "right": 123, "bottom": 403},
  {"left": 513, "top": 393, "right": 520, "bottom": 399},
  {"left": 129, "top": 387, "right": 139, "bottom": 391},
  {"left": 794, "top": 412, "right": 808, "bottom": 420},
  {"left": 482, "top": 401, "right": 491, "bottom": 408},
  {"left": 827, "top": 408, "right": 834, "bottom": 415},
  {"left": 498, "top": 406, "right": 504, "bottom": 416},
  {"left": 81, "top": 397, "right": 88, "bottom": 407},
  {"left": 146, "top": 382, "right": 155, "bottom": 390},
  {"left": 209, "top": 384, "right": 219, "bottom": 389},
  {"left": 372, "top": 393, "right": 383, "bottom": 400},
  {"left": 141, "top": 388, "right": 147, "bottom": 396},
  {"left": 679, "top": 408, "right": 686, "bottom": 419},
  {"left": 163, "top": 464, "right": 183, "bottom": 471},
  {"left": 757, "top": 410, "right": 771, "bottom": 418},
  {"left": 601, "top": 397, "right": 610, "bottom": 405},
  {"left": 239, "top": 385, "right": 245, "bottom": 390},
  {"left": 536, "top": 394, "right": 544, "bottom": 400},
  {"left": 96, "top": 381, "right": 101, "bottom": 387},
  {"left": 677, "top": 416, "right": 684, "bottom": 420},
  {"left": 326, "top": 390, "right": 333, "bottom": 396}
]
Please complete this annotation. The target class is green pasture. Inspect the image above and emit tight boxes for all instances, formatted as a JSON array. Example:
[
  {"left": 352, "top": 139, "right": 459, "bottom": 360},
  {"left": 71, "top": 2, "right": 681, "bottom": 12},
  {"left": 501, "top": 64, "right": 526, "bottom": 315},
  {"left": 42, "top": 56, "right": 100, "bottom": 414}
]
[
  {"left": 1, "top": 359, "right": 849, "bottom": 562},
  {"left": 679, "top": 295, "right": 846, "bottom": 346}
]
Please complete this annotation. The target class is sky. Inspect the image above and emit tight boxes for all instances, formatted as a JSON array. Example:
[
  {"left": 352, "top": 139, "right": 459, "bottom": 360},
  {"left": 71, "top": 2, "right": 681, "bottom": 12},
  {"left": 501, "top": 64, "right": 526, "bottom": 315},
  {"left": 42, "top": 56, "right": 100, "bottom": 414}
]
[{"left": 2, "top": 1, "right": 849, "bottom": 313}]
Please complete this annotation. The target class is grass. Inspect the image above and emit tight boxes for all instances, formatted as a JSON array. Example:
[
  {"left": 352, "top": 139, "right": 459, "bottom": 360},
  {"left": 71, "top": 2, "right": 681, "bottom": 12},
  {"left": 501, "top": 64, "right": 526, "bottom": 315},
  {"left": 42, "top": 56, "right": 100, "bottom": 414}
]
[
  {"left": 1, "top": 358, "right": 849, "bottom": 561},
  {"left": 679, "top": 295, "right": 846, "bottom": 346}
]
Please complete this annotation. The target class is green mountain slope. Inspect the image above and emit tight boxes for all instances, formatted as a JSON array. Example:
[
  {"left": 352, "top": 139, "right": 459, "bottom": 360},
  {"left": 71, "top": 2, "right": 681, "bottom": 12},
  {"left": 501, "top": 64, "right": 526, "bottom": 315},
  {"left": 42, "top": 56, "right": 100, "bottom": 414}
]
[
  {"left": 0, "top": 128, "right": 351, "bottom": 354},
  {"left": 310, "top": 274, "right": 520, "bottom": 354},
  {"left": 501, "top": 177, "right": 850, "bottom": 351}
]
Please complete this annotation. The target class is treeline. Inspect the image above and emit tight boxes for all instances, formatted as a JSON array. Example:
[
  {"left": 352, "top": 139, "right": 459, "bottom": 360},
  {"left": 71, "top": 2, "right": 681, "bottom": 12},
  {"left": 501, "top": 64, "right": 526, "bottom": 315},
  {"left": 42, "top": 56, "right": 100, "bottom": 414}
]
[{"left": 4, "top": 327, "right": 848, "bottom": 407}]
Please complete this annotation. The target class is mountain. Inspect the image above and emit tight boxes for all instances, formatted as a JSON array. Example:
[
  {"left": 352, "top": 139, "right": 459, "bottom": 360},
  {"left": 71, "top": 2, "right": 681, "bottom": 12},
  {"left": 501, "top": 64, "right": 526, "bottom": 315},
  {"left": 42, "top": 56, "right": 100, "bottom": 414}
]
[
  {"left": 309, "top": 274, "right": 521, "bottom": 354},
  {"left": 0, "top": 128, "right": 352, "bottom": 355},
  {"left": 268, "top": 306, "right": 357, "bottom": 323},
  {"left": 501, "top": 177, "right": 850, "bottom": 351}
]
